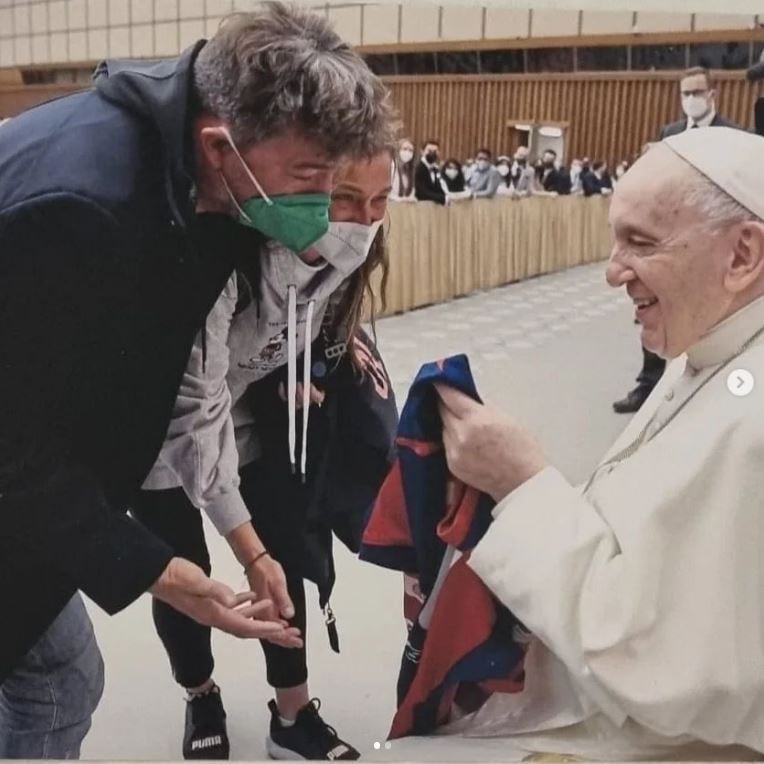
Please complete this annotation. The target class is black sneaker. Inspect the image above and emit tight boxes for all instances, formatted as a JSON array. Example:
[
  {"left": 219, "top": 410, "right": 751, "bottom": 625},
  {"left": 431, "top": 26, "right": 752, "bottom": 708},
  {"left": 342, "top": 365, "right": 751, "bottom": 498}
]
[
  {"left": 183, "top": 685, "right": 230, "bottom": 760},
  {"left": 266, "top": 698, "right": 360, "bottom": 760}
]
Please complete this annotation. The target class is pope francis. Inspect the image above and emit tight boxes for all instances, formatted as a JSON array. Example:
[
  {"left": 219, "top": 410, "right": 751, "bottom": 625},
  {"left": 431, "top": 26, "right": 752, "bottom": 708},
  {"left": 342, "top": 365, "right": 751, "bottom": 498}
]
[{"left": 372, "top": 127, "right": 764, "bottom": 761}]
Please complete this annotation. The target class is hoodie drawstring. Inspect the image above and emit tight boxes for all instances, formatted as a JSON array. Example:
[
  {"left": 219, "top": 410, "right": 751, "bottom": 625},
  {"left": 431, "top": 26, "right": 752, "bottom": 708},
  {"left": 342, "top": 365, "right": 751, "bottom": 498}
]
[
  {"left": 286, "top": 288, "right": 317, "bottom": 481},
  {"left": 301, "top": 300, "right": 315, "bottom": 484},
  {"left": 287, "top": 285, "right": 298, "bottom": 475}
]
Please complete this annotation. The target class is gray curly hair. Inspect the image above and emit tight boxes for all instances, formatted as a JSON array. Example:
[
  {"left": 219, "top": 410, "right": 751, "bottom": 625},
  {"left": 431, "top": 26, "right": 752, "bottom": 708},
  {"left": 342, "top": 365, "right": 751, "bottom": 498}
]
[
  {"left": 684, "top": 173, "right": 762, "bottom": 232},
  {"left": 193, "top": 2, "right": 397, "bottom": 158}
]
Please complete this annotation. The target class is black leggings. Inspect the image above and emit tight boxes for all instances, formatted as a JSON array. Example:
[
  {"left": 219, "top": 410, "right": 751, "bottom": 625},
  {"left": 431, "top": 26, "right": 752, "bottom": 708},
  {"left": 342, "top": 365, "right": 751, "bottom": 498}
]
[{"left": 130, "top": 461, "right": 309, "bottom": 690}]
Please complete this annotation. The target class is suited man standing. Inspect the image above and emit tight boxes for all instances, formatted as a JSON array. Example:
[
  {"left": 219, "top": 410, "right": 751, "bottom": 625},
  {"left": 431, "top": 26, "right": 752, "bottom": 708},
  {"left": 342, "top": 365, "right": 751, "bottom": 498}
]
[
  {"left": 414, "top": 139, "right": 447, "bottom": 205},
  {"left": 660, "top": 66, "right": 740, "bottom": 138},
  {"left": 612, "top": 66, "right": 743, "bottom": 414}
]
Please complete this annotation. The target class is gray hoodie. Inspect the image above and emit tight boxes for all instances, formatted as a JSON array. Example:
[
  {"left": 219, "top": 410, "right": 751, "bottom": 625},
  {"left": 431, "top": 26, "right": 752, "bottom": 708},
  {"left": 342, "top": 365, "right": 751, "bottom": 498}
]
[{"left": 143, "top": 265, "right": 343, "bottom": 536}]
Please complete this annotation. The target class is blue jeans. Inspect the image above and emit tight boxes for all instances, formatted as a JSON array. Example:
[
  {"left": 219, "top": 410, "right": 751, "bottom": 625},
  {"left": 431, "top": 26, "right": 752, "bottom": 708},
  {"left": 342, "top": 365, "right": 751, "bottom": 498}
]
[{"left": 0, "top": 594, "right": 104, "bottom": 759}]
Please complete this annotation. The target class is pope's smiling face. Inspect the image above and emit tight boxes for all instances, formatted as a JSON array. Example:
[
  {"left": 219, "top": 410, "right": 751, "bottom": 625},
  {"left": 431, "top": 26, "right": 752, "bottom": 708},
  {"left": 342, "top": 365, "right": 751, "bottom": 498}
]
[{"left": 605, "top": 145, "right": 741, "bottom": 359}]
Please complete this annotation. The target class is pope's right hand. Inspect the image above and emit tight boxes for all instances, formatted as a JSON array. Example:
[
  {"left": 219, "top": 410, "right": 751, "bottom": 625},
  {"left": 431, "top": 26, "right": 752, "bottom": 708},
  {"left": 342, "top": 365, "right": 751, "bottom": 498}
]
[{"left": 149, "top": 557, "right": 303, "bottom": 648}]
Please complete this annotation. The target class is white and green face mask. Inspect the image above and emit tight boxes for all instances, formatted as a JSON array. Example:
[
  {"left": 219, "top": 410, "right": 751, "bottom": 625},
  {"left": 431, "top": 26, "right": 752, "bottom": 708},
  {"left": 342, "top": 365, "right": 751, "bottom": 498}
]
[{"left": 220, "top": 129, "right": 330, "bottom": 253}]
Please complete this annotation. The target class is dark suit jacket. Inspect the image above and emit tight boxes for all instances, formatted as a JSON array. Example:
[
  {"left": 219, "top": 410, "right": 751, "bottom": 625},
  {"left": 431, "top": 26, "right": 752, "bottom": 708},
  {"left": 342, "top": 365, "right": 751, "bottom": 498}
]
[
  {"left": 542, "top": 168, "right": 572, "bottom": 195},
  {"left": 415, "top": 161, "right": 447, "bottom": 205},
  {"left": 659, "top": 112, "right": 742, "bottom": 139},
  {"left": 582, "top": 171, "right": 604, "bottom": 197}
]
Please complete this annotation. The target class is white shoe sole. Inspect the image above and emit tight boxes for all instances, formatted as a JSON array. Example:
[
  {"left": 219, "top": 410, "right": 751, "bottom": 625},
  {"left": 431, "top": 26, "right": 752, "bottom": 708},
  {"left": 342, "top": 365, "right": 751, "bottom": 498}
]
[{"left": 266, "top": 736, "right": 308, "bottom": 761}]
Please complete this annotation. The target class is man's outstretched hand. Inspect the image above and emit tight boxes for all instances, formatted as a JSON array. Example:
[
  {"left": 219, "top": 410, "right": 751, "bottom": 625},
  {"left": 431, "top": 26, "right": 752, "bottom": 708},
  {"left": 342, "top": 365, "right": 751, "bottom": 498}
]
[{"left": 150, "top": 557, "right": 303, "bottom": 648}]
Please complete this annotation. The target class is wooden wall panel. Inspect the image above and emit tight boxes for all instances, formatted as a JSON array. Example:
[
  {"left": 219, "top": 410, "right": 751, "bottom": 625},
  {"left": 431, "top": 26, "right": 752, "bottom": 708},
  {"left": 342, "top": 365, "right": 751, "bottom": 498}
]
[
  {"left": 1, "top": 71, "right": 758, "bottom": 168},
  {"left": 384, "top": 71, "right": 759, "bottom": 165}
]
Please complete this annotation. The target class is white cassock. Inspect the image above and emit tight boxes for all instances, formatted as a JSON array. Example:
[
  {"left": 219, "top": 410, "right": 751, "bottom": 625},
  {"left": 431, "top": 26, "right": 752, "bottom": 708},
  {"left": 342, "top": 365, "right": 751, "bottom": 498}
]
[{"left": 371, "top": 293, "right": 764, "bottom": 762}]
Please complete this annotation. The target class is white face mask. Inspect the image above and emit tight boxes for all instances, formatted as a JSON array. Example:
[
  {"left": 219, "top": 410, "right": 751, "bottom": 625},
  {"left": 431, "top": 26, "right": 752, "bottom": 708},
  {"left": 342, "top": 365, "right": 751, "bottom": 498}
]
[
  {"left": 445, "top": 168, "right": 459, "bottom": 180},
  {"left": 682, "top": 94, "right": 711, "bottom": 122},
  {"left": 309, "top": 219, "right": 383, "bottom": 279},
  {"left": 476, "top": 159, "right": 490, "bottom": 171},
  {"left": 260, "top": 220, "right": 380, "bottom": 304},
  {"left": 497, "top": 165, "right": 510, "bottom": 177},
  {"left": 399, "top": 149, "right": 414, "bottom": 163}
]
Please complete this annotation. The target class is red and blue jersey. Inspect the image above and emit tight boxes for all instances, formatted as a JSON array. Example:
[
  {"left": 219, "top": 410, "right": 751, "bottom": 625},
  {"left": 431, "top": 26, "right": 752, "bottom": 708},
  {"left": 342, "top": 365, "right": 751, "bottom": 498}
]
[{"left": 360, "top": 354, "right": 530, "bottom": 739}]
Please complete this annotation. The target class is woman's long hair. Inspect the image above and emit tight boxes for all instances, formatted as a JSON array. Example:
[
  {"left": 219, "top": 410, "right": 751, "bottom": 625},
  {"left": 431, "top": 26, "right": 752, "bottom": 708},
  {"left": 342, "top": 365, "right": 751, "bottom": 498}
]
[
  {"left": 327, "top": 145, "right": 396, "bottom": 374},
  {"left": 332, "top": 223, "right": 389, "bottom": 373},
  {"left": 394, "top": 138, "right": 416, "bottom": 197}
]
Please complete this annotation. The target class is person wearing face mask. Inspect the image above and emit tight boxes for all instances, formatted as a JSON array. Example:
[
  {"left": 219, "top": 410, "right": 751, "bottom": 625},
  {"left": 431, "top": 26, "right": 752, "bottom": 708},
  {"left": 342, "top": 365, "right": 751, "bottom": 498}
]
[
  {"left": 538, "top": 149, "right": 572, "bottom": 196},
  {"left": 0, "top": 4, "right": 395, "bottom": 759},
  {"left": 414, "top": 140, "right": 448, "bottom": 205},
  {"left": 612, "top": 67, "right": 744, "bottom": 414},
  {"left": 510, "top": 146, "right": 537, "bottom": 196},
  {"left": 467, "top": 148, "right": 501, "bottom": 199},
  {"left": 442, "top": 159, "right": 472, "bottom": 201},
  {"left": 391, "top": 138, "right": 417, "bottom": 202},
  {"left": 660, "top": 67, "right": 741, "bottom": 138},
  {"left": 494, "top": 156, "right": 515, "bottom": 197},
  {"left": 131, "top": 149, "right": 397, "bottom": 761},
  {"left": 442, "top": 159, "right": 466, "bottom": 193}
]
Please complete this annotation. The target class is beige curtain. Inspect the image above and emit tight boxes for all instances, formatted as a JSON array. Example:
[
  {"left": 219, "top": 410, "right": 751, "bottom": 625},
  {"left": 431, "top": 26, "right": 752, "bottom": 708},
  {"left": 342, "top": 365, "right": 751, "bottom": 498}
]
[{"left": 372, "top": 195, "right": 612, "bottom": 317}]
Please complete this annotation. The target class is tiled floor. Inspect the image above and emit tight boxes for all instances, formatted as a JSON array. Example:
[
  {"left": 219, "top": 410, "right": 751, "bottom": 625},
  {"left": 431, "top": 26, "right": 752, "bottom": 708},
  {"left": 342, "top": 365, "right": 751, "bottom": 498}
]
[{"left": 83, "top": 261, "right": 642, "bottom": 761}]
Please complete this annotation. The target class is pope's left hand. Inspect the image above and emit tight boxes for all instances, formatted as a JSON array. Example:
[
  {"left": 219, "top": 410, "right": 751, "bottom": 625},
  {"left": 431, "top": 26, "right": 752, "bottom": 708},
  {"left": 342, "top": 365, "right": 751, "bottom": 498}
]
[{"left": 436, "top": 384, "right": 546, "bottom": 503}]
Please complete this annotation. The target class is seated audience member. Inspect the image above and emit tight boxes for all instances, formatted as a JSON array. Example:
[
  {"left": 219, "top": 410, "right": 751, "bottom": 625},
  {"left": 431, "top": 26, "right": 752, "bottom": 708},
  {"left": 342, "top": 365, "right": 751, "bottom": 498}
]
[
  {"left": 539, "top": 149, "right": 572, "bottom": 195},
  {"left": 495, "top": 156, "right": 515, "bottom": 197},
  {"left": 468, "top": 148, "right": 501, "bottom": 199},
  {"left": 442, "top": 159, "right": 472, "bottom": 201},
  {"left": 371, "top": 126, "right": 764, "bottom": 763},
  {"left": 414, "top": 139, "right": 447, "bottom": 205},
  {"left": 391, "top": 138, "right": 417, "bottom": 202}
]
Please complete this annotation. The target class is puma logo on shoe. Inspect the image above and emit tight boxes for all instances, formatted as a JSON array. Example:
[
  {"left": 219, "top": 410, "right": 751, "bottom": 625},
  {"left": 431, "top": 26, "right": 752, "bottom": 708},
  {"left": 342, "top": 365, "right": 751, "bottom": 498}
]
[{"left": 191, "top": 736, "right": 223, "bottom": 751}]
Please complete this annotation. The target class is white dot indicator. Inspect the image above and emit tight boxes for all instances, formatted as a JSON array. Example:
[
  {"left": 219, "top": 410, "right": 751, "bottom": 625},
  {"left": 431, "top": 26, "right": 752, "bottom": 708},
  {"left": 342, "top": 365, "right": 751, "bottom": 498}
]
[
  {"left": 385, "top": 742, "right": 392, "bottom": 750},
  {"left": 727, "top": 369, "right": 754, "bottom": 397},
  {"left": 374, "top": 742, "right": 381, "bottom": 750}
]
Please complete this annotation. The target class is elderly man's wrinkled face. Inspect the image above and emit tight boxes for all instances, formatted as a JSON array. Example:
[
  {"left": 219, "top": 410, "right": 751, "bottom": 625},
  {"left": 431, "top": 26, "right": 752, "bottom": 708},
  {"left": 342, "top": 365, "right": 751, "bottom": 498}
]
[{"left": 606, "top": 145, "right": 736, "bottom": 358}]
